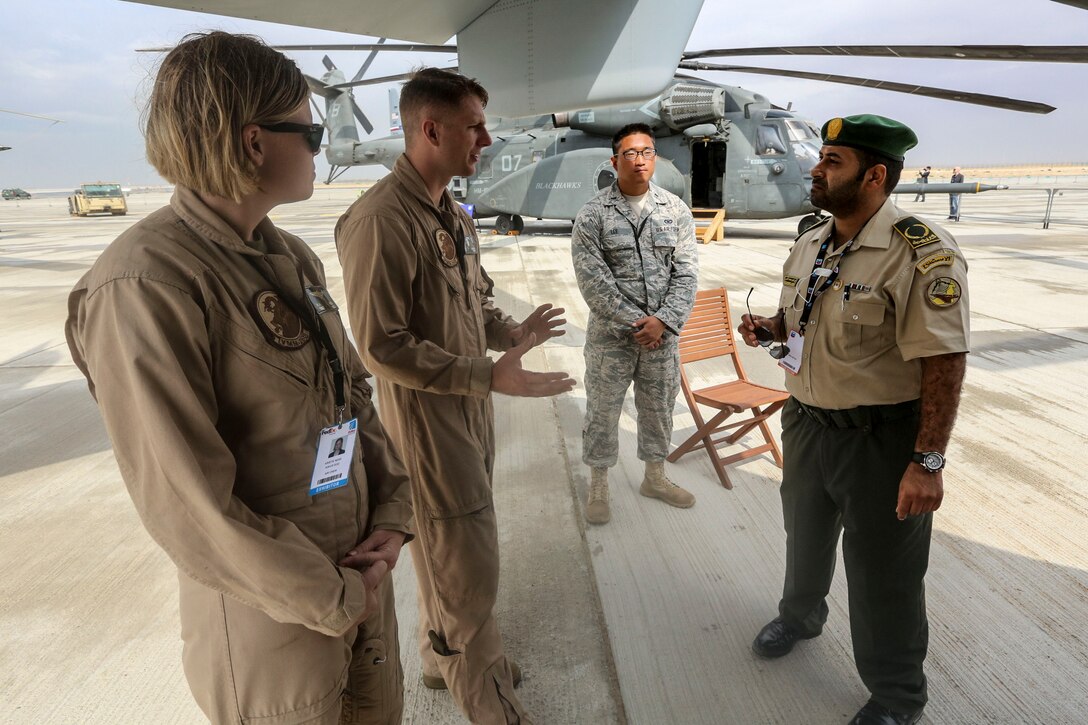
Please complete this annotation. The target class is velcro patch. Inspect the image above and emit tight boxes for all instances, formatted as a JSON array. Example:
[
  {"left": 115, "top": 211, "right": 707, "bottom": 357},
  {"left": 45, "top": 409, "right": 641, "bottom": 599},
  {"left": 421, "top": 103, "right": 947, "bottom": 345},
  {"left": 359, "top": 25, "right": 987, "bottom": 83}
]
[
  {"left": 783, "top": 275, "right": 800, "bottom": 288},
  {"left": 251, "top": 290, "right": 311, "bottom": 350},
  {"left": 435, "top": 229, "right": 458, "bottom": 267},
  {"left": 926, "top": 277, "right": 962, "bottom": 308},
  {"left": 916, "top": 248, "right": 956, "bottom": 275},
  {"left": 894, "top": 217, "right": 942, "bottom": 249}
]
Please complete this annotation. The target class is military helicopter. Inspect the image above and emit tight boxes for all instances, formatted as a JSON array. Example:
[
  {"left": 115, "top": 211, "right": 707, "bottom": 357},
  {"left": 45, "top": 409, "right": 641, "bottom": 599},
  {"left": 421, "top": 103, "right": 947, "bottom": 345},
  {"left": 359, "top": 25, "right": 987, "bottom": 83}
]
[{"left": 296, "top": 40, "right": 1088, "bottom": 234}]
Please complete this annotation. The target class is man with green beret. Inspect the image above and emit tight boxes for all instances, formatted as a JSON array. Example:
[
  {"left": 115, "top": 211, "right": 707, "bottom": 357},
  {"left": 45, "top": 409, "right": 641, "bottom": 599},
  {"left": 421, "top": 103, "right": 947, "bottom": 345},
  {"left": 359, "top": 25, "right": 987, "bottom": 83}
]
[{"left": 738, "top": 114, "right": 969, "bottom": 725}]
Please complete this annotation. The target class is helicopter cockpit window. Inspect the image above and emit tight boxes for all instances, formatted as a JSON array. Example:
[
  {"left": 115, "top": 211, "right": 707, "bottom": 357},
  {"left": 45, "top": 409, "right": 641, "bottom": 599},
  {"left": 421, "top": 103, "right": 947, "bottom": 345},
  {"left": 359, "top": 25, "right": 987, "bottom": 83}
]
[
  {"left": 757, "top": 124, "right": 787, "bottom": 156},
  {"left": 476, "top": 153, "right": 493, "bottom": 180},
  {"left": 785, "top": 120, "right": 817, "bottom": 142}
]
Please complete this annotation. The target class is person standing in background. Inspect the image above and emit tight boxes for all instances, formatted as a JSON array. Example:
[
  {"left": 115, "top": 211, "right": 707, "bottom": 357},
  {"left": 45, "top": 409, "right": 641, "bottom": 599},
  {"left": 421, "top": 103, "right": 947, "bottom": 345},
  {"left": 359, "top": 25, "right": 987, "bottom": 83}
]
[
  {"left": 913, "top": 165, "right": 930, "bottom": 201},
  {"left": 949, "top": 167, "right": 965, "bottom": 221}
]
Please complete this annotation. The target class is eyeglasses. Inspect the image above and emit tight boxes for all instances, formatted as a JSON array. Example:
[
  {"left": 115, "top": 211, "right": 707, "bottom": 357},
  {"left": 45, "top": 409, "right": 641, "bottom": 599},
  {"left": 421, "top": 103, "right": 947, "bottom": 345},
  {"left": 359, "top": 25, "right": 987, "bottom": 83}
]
[
  {"left": 746, "top": 287, "right": 790, "bottom": 360},
  {"left": 258, "top": 122, "right": 325, "bottom": 154},
  {"left": 617, "top": 148, "right": 657, "bottom": 161}
]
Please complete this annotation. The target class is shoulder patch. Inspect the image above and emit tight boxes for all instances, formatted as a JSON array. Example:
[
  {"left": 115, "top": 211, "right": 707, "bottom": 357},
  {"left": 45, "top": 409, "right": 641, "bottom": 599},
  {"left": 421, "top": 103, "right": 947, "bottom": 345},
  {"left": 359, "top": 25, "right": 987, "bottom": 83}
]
[
  {"left": 893, "top": 217, "right": 943, "bottom": 249},
  {"left": 916, "top": 248, "right": 956, "bottom": 275},
  {"left": 926, "top": 277, "right": 963, "bottom": 308}
]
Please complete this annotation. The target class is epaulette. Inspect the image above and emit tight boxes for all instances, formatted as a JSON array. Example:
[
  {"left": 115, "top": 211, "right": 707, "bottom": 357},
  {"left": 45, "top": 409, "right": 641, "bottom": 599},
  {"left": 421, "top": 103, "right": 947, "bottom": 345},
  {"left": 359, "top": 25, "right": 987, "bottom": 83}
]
[
  {"left": 794, "top": 215, "right": 831, "bottom": 241},
  {"left": 892, "top": 216, "right": 945, "bottom": 251}
]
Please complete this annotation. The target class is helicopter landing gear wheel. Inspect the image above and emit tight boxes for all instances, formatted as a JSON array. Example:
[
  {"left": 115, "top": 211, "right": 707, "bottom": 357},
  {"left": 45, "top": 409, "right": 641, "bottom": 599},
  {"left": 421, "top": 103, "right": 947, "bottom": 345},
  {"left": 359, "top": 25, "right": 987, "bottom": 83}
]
[
  {"left": 495, "top": 213, "right": 514, "bottom": 235},
  {"left": 797, "top": 213, "right": 824, "bottom": 236},
  {"left": 512, "top": 215, "right": 525, "bottom": 234}
]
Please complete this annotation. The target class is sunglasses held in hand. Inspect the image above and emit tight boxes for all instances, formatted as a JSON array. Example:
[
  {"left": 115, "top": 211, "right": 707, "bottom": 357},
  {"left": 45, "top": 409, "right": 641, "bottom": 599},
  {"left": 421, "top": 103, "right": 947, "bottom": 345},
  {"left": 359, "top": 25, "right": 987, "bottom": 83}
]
[{"left": 746, "top": 287, "right": 790, "bottom": 360}]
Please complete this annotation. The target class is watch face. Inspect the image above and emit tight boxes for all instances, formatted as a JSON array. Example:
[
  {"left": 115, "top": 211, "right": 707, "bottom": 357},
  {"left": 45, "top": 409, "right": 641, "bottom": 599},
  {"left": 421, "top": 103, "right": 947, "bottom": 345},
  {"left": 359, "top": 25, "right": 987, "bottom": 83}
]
[{"left": 923, "top": 452, "right": 944, "bottom": 471}]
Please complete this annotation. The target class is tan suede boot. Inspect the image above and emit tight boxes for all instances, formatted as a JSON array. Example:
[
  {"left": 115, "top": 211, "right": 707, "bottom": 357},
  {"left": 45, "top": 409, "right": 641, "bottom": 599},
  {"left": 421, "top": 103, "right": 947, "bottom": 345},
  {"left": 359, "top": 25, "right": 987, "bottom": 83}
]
[
  {"left": 640, "top": 461, "right": 695, "bottom": 508},
  {"left": 585, "top": 467, "right": 610, "bottom": 524}
]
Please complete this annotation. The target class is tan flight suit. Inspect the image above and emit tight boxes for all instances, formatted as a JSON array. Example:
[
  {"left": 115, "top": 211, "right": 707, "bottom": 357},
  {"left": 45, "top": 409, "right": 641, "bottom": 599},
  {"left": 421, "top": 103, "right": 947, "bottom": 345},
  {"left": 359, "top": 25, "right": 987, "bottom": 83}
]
[
  {"left": 335, "top": 155, "right": 527, "bottom": 724},
  {"left": 773, "top": 197, "right": 969, "bottom": 713},
  {"left": 65, "top": 187, "right": 414, "bottom": 725}
]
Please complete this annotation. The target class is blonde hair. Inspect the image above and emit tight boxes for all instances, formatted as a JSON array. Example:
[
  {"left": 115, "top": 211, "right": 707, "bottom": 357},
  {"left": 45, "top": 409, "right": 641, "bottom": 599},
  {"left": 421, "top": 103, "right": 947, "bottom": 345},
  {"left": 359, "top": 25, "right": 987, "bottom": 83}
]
[{"left": 143, "top": 31, "right": 308, "bottom": 202}]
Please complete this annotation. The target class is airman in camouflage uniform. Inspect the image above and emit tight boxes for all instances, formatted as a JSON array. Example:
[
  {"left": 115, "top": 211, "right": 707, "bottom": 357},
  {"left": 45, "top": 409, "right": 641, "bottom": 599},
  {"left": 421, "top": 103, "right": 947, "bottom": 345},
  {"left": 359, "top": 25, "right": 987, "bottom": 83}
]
[{"left": 572, "top": 123, "right": 699, "bottom": 524}]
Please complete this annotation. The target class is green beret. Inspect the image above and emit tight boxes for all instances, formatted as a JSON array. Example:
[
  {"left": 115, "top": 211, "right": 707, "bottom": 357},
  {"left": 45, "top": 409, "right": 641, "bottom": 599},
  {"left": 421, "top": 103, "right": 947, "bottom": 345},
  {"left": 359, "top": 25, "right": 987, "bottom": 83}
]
[{"left": 820, "top": 114, "right": 918, "bottom": 161}]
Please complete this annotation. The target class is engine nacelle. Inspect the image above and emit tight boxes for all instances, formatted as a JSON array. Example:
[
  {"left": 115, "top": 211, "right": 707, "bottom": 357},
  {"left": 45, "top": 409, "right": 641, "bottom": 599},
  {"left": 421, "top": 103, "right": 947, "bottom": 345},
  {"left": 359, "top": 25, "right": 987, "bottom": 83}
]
[{"left": 659, "top": 82, "right": 727, "bottom": 131}]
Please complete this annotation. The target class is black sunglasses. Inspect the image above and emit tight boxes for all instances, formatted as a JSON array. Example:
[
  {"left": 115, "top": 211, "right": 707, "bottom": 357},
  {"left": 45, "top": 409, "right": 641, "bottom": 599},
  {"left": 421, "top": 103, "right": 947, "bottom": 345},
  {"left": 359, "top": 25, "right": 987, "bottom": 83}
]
[
  {"left": 746, "top": 287, "right": 789, "bottom": 360},
  {"left": 258, "top": 122, "right": 325, "bottom": 154}
]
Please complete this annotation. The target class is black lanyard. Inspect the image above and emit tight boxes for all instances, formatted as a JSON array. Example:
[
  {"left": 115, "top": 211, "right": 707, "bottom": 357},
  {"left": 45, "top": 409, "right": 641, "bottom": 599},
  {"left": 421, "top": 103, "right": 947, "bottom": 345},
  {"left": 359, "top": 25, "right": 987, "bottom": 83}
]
[
  {"left": 247, "top": 255, "right": 348, "bottom": 422},
  {"left": 797, "top": 234, "right": 854, "bottom": 335}
]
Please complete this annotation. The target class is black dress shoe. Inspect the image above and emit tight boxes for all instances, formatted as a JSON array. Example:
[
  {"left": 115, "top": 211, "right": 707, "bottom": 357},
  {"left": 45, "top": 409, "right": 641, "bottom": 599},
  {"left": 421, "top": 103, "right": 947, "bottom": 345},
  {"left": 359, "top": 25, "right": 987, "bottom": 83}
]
[
  {"left": 848, "top": 699, "right": 923, "bottom": 724},
  {"left": 751, "top": 617, "right": 818, "bottom": 658}
]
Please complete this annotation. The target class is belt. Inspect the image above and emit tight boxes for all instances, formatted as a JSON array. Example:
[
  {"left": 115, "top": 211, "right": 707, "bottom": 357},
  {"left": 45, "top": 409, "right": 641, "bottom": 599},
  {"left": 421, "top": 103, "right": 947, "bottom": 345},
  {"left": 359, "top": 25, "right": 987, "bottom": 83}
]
[{"left": 794, "top": 398, "right": 920, "bottom": 430}]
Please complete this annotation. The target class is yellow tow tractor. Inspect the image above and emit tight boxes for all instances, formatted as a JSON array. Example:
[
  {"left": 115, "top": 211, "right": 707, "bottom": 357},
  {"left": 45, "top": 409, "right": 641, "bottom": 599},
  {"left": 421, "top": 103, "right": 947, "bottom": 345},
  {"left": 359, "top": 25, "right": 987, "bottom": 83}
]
[{"left": 68, "top": 182, "right": 127, "bottom": 216}]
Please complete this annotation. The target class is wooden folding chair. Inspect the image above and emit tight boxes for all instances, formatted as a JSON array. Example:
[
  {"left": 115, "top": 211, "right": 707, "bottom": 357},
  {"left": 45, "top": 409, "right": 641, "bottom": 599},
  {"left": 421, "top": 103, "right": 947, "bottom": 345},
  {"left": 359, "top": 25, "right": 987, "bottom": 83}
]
[{"left": 667, "top": 287, "right": 789, "bottom": 489}]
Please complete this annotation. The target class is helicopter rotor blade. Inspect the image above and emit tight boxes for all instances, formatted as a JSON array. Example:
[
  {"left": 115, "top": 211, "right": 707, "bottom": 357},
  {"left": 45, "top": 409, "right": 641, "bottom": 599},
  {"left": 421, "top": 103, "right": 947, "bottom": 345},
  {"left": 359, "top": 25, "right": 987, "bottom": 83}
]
[
  {"left": 683, "top": 45, "right": 1088, "bottom": 63},
  {"left": 677, "top": 61, "right": 1056, "bottom": 114},
  {"left": 322, "top": 55, "right": 336, "bottom": 71},
  {"left": 269, "top": 43, "right": 456, "bottom": 54},
  {"left": 1051, "top": 0, "right": 1088, "bottom": 9},
  {"left": 352, "top": 37, "right": 386, "bottom": 83},
  {"left": 352, "top": 98, "right": 374, "bottom": 135},
  {"left": 330, "top": 69, "right": 457, "bottom": 90}
]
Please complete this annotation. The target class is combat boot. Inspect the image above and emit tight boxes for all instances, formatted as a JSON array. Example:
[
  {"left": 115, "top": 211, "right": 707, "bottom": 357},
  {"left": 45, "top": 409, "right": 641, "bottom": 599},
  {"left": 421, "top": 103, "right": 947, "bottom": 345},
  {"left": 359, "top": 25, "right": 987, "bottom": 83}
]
[
  {"left": 585, "top": 467, "right": 610, "bottom": 524},
  {"left": 640, "top": 461, "right": 695, "bottom": 508}
]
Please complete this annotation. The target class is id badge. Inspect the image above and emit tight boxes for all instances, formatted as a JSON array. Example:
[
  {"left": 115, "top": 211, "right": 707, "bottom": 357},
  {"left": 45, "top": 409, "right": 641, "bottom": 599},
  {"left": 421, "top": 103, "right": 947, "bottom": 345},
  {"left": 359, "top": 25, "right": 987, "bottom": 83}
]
[
  {"left": 778, "top": 330, "right": 805, "bottom": 375},
  {"left": 309, "top": 418, "right": 358, "bottom": 495}
]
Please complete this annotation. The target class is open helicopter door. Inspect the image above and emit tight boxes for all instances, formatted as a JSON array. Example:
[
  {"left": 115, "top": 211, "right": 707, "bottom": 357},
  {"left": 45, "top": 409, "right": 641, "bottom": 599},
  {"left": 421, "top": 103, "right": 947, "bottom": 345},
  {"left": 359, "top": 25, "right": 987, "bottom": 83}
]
[{"left": 690, "top": 140, "right": 727, "bottom": 208}]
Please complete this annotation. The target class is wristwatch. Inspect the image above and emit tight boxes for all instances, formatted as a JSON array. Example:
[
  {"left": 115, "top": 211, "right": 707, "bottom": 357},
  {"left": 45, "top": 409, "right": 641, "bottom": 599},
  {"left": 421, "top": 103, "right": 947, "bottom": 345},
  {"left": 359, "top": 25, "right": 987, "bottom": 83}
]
[{"left": 911, "top": 451, "right": 945, "bottom": 473}]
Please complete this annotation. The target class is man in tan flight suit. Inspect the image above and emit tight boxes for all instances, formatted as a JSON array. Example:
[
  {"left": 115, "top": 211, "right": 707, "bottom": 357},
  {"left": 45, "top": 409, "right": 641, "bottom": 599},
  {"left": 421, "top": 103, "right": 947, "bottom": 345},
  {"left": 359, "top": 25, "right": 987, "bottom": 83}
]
[
  {"left": 740, "top": 115, "right": 969, "bottom": 725},
  {"left": 335, "top": 68, "right": 575, "bottom": 724}
]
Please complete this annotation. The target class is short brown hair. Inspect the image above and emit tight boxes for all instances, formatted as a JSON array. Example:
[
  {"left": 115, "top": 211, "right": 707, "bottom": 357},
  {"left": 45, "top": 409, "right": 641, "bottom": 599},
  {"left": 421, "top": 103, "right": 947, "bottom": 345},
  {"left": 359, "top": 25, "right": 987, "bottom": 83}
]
[
  {"left": 143, "top": 32, "right": 308, "bottom": 202},
  {"left": 399, "top": 67, "right": 488, "bottom": 145}
]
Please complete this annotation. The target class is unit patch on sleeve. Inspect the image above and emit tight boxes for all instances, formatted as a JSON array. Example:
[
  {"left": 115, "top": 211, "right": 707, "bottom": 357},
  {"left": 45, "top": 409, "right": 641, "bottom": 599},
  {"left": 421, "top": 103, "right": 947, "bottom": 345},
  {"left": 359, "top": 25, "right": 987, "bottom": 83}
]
[
  {"left": 916, "top": 248, "right": 957, "bottom": 275},
  {"left": 893, "top": 217, "right": 943, "bottom": 249},
  {"left": 926, "top": 277, "right": 962, "bottom": 308},
  {"left": 783, "top": 274, "right": 800, "bottom": 288}
]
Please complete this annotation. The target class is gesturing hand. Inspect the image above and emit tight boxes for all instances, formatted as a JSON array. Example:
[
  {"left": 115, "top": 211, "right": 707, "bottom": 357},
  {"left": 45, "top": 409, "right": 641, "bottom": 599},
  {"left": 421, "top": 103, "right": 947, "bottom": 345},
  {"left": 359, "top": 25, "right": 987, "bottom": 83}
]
[
  {"left": 510, "top": 303, "right": 567, "bottom": 348},
  {"left": 491, "top": 333, "right": 576, "bottom": 398}
]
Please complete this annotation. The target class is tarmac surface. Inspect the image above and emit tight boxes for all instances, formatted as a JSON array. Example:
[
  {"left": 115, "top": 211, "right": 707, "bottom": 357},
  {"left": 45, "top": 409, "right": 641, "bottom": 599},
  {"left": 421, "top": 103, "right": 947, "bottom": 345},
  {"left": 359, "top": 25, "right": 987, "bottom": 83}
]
[{"left": 1, "top": 187, "right": 1086, "bottom": 724}]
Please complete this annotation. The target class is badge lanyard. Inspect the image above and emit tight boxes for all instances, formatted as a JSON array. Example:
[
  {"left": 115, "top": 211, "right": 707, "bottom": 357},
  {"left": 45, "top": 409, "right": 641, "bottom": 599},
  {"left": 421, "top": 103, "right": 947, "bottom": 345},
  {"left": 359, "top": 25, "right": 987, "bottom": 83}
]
[
  {"left": 796, "top": 235, "right": 855, "bottom": 336},
  {"left": 247, "top": 256, "right": 348, "bottom": 423}
]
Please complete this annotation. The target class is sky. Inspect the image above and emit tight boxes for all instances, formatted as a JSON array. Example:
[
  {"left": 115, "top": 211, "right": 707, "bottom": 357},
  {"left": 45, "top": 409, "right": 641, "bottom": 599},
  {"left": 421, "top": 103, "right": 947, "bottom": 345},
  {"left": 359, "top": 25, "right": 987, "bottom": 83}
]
[{"left": 2, "top": 0, "right": 1088, "bottom": 190}]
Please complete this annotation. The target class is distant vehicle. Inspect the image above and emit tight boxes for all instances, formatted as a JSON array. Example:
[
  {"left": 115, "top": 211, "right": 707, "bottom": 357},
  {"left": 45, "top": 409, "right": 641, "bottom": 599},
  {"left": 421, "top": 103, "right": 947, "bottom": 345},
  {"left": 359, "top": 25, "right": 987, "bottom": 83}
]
[
  {"left": 2, "top": 188, "right": 31, "bottom": 200},
  {"left": 68, "top": 183, "right": 127, "bottom": 217}
]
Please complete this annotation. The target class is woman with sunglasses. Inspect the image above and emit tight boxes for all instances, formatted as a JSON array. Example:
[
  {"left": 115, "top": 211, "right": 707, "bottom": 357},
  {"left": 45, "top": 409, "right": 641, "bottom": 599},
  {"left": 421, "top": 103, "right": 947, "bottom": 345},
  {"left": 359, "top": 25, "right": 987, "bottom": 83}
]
[{"left": 66, "top": 32, "right": 412, "bottom": 724}]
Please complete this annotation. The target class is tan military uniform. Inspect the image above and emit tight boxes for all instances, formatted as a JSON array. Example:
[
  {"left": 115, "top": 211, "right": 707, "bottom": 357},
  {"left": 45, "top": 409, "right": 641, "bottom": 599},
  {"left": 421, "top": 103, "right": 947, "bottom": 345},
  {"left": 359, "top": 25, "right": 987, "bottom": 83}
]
[
  {"left": 779, "top": 197, "right": 970, "bottom": 408},
  {"left": 66, "top": 187, "right": 413, "bottom": 725},
  {"left": 772, "top": 197, "right": 969, "bottom": 714},
  {"left": 335, "top": 155, "right": 527, "bottom": 724}
]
